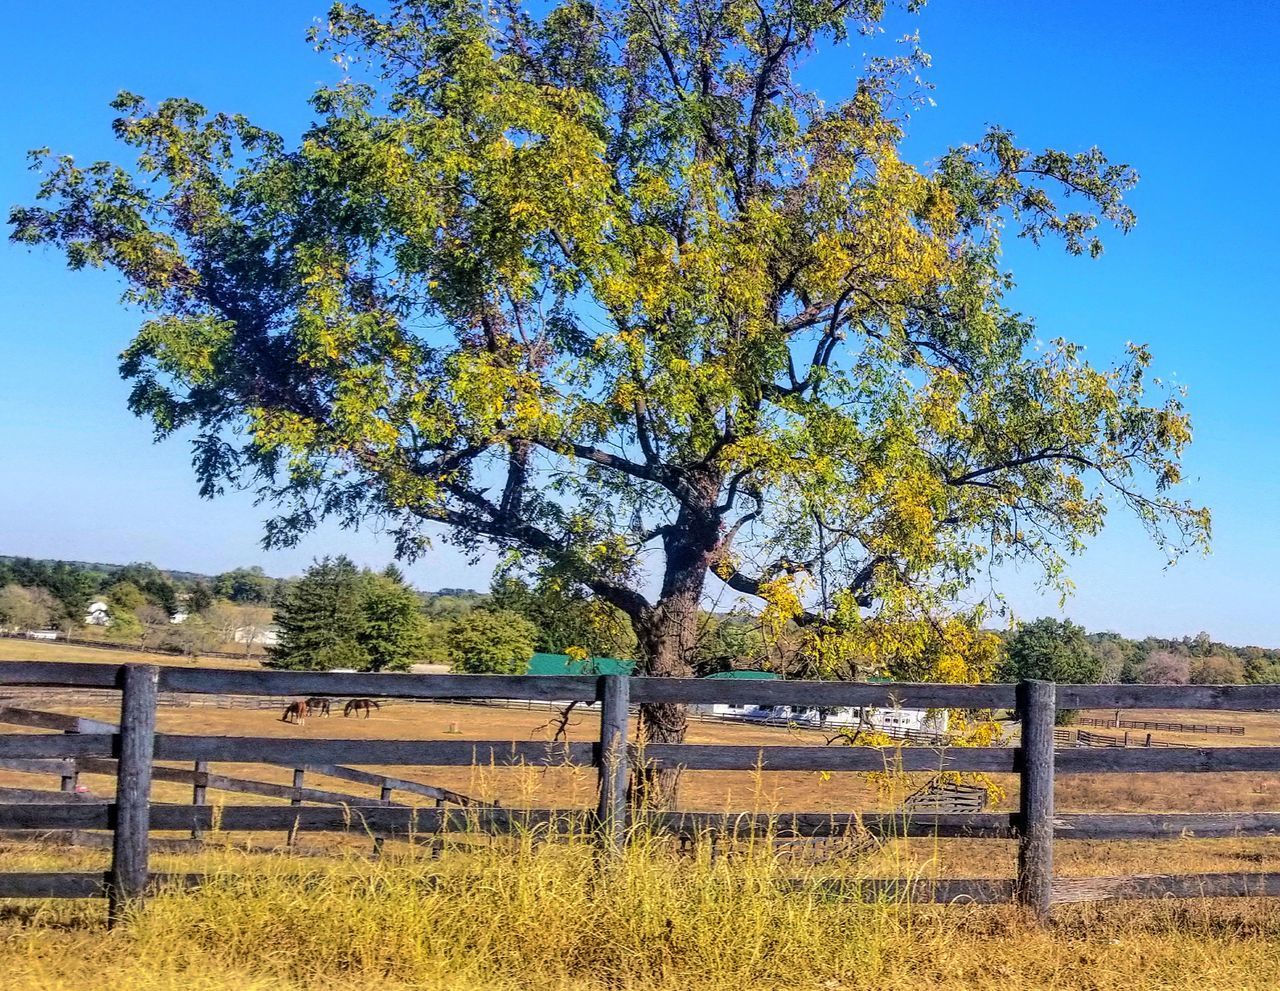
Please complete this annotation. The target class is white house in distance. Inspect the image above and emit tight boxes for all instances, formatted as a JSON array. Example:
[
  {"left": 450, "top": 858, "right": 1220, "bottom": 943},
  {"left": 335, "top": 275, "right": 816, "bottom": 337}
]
[
  {"left": 84, "top": 601, "right": 111, "bottom": 626},
  {"left": 233, "top": 624, "right": 280, "bottom": 647}
]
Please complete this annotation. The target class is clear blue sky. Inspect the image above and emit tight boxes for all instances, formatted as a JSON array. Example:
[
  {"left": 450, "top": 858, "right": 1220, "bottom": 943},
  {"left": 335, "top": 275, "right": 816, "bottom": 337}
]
[{"left": 2, "top": 2, "right": 1277, "bottom": 643}]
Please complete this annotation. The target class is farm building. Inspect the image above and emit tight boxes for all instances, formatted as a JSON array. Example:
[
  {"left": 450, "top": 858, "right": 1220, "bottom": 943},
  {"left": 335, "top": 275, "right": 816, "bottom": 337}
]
[
  {"left": 523, "top": 653, "right": 635, "bottom": 706},
  {"left": 526, "top": 652, "right": 635, "bottom": 676},
  {"left": 692, "top": 670, "right": 781, "bottom": 718},
  {"left": 458, "top": 656, "right": 946, "bottom": 738},
  {"left": 84, "top": 600, "right": 110, "bottom": 626},
  {"left": 233, "top": 624, "right": 280, "bottom": 647}
]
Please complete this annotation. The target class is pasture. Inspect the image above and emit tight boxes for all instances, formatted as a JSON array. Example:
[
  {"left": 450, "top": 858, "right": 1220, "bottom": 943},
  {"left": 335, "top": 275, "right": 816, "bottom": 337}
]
[
  {"left": 3, "top": 654, "right": 1280, "bottom": 990},
  {"left": 0, "top": 637, "right": 262, "bottom": 668}
]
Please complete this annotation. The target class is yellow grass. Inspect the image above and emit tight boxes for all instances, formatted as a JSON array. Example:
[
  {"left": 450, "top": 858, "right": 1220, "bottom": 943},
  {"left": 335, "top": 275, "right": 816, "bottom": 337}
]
[{"left": 4, "top": 836, "right": 1280, "bottom": 991}]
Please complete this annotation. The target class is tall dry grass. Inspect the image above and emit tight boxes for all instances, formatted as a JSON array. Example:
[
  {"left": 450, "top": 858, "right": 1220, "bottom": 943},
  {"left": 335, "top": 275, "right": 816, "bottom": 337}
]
[{"left": 5, "top": 826, "right": 1280, "bottom": 991}]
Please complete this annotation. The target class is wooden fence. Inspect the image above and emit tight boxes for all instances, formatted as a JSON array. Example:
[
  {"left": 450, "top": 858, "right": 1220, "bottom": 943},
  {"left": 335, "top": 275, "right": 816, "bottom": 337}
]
[
  {"left": 1054, "top": 726, "right": 1190, "bottom": 749},
  {"left": 2, "top": 661, "right": 1280, "bottom": 922},
  {"left": 1075, "top": 714, "right": 1246, "bottom": 735}
]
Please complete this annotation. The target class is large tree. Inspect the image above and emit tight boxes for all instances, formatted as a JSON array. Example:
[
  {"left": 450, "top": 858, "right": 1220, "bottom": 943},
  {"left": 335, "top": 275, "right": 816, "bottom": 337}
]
[
  {"left": 0, "top": 585, "right": 55, "bottom": 631},
  {"left": 10, "top": 0, "right": 1208, "bottom": 803},
  {"left": 999, "top": 618, "right": 1102, "bottom": 686}
]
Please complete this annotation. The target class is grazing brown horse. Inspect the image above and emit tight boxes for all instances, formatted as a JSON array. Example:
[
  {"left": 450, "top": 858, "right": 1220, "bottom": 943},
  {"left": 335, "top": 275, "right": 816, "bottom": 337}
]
[
  {"left": 343, "top": 698, "right": 381, "bottom": 718},
  {"left": 305, "top": 697, "right": 332, "bottom": 717},
  {"left": 281, "top": 700, "right": 309, "bottom": 725}
]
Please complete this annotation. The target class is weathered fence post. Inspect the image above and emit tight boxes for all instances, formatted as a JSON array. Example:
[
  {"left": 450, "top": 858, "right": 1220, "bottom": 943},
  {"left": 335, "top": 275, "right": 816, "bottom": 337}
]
[
  {"left": 596, "top": 674, "right": 630, "bottom": 853},
  {"left": 432, "top": 797, "right": 445, "bottom": 860},
  {"left": 1016, "top": 679, "right": 1055, "bottom": 921},
  {"left": 287, "top": 768, "right": 304, "bottom": 847},
  {"left": 372, "top": 782, "right": 394, "bottom": 857},
  {"left": 109, "top": 663, "right": 159, "bottom": 926},
  {"left": 60, "top": 750, "right": 79, "bottom": 794},
  {"left": 191, "top": 759, "right": 208, "bottom": 841}
]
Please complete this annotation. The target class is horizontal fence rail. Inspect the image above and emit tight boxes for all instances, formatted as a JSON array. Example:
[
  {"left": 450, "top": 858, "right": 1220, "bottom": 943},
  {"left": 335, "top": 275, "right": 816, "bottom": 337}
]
[
  {"left": 2, "top": 661, "right": 1277, "bottom": 709},
  {"left": 10, "top": 804, "right": 1280, "bottom": 842},
  {"left": 4, "top": 661, "right": 1280, "bottom": 920}
]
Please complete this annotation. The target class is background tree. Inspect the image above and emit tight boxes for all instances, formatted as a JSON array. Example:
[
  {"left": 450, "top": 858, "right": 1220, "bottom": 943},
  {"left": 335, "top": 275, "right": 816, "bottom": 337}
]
[
  {"left": 270, "top": 556, "right": 370, "bottom": 670},
  {"left": 0, "top": 558, "right": 97, "bottom": 619},
  {"left": 214, "top": 567, "right": 277, "bottom": 604},
  {"left": 205, "top": 599, "right": 248, "bottom": 646},
  {"left": 168, "top": 613, "right": 216, "bottom": 661},
  {"left": 446, "top": 609, "right": 538, "bottom": 675},
  {"left": 186, "top": 581, "right": 215, "bottom": 613},
  {"left": 112, "top": 563, "right": 178, "bottom": 615},
  {"left": 1000, "top": 618, "right": 1103, "bottom": 684},
  {"left": 999, "top": 617, "right": 1102, "bottom": 723},
  {"left": 490, "top": 575, "right": 636, "bottom": 658},
  {"left": 135, "top": 603, "right": 173, "bottom": 650},
  {"left": 0, "top": 585, "right": 54, "bottom": 631},
  {"left": 1246, "top": 660, "right": 1280, "bottom": 684},
  {"left": 1189, "top": 654, "right": 1245, "bottom": 684},
  {"left": 360, "top": 565, "right": 430, "bottom": 671},
  {"left": 1089, "top": 639, "right": 1128, "bottom": 682},
  {"left": 10, "top": 0, "right": 1209, "bottom": 803},
  {"left": 1137, "top": 650, "right": 1191, "bottom": 685},
  {"left": 234, "top": 604, "right": 276, "bottom": 657},
  {"left": 103, "top": 607, "right": 142, "bottom": 643},
  {"left": 421, "top": 590, "right": 488, "bottom": 621},
  {"left": 693, "top": 611, "right": 767, "bottom": 676},
  {"left": 107, "top": 581, "right": 146, "bottom": 613},
  {"left": 206, "top": 600, "right": 276, "bottom": 656}
]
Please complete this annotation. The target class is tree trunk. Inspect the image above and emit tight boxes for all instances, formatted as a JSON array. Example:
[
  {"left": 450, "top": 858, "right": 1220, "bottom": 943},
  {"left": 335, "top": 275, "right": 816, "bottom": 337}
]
[
  {"left": 632, "top": 600, "right": 696, "bottom": 809},
  {"left": 630, "top": 490, "right": 720, "bottom": 809}
]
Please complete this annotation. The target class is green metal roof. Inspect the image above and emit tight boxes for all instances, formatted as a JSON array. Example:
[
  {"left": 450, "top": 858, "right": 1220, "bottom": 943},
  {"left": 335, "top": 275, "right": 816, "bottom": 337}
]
[
  {"left": 527, "top": 652, "right": 635, "bottom": 676},
  {"left": 704, "top": 670, "right": 781, "bottom": 680}
]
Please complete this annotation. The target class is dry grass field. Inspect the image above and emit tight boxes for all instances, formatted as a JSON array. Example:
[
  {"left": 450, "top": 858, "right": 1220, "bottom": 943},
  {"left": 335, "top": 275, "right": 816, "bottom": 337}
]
[
  {"left": 3, "top": 840, "right": 1280, "bottom": 991},
  {"left": 0, "top": 637, "right": 262, "bottom": 668}
]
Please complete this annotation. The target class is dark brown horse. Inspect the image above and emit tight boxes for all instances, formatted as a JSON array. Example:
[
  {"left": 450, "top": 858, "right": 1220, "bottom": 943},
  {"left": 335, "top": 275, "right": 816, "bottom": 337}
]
[
  {"left": 281, "top": 700, "right": 308, "bottom": 725},
  {"left": 305, "top": 697, "right": 332, "bottom": 717},
  {"left": 343, "top": 698, "right": 381, "bottom": 718}
]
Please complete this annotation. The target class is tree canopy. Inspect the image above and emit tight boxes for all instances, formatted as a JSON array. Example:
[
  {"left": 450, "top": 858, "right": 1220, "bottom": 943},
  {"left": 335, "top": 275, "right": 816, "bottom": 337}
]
[
  {"left": 10, "top": 1, "right": 1210, "bottom": 797},
  {"left": 999, "top": 617, "right": 1102, "bottom": 685},
  {"left": 271, "top": 556, "right": 372, "bottom": 670},
  {"left": 446, "top": 608, "right": 538, "bottom": 674},
  {"left": 271, "top": 556, "right": 431, "bottom": 671}
]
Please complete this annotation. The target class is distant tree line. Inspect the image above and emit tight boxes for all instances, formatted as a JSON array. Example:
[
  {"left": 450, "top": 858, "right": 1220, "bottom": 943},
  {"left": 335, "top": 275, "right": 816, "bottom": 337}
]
[
  {"left": 997, "top": 618, "right": 1280, "bottom": 688},
  {"left": 0, "top": 556, "right": 284, "bottom": 659},
  {"left": 5, "top": 556, "right": 1279, "bottom": 686}
]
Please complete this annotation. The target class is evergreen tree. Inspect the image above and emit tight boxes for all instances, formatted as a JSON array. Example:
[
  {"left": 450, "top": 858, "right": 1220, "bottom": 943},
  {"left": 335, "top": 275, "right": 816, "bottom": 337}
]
[
  {"left": 270, "top": 556, "right": 370, "bottom": 671},
  {"left": 359, "top": 566, "right": 429, "bottom": 672}
]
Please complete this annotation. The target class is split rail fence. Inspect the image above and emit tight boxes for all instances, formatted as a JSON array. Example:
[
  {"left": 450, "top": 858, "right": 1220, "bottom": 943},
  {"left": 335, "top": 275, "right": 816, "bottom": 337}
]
[{"left": 1, "top": 661, "right": 1280, "bottom": 922}]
